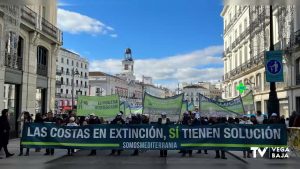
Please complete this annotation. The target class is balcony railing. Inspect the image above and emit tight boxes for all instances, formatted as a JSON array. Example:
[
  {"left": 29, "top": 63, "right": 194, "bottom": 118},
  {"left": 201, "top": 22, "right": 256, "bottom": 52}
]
[
  {"left": 37, "top": 64, "right": 47, "bottom": 76},
  {"left": 2, "top": 6, "right": 63, "bottom": 44},
  {"left": 4, "top": 54, "right": 23, "bottom": 70},
  {"left": 21, "top": 6, "right": 36, "bottom": 26},
  {"left": 56, "top": 80, "right": 61, "bottom": 86},
  {"left": 224, "top": 51, "right": 264, "bottom": 80},
  {"left": 55, "top": 93, "right": 61, "bottom": 98},
  {"left": 56, "top": 69, "right": 62, "bottom": 75}
]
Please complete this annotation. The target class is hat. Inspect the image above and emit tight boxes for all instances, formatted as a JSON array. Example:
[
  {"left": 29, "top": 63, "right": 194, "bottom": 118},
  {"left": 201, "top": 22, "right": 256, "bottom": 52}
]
[
  {"left": 69, "top": 117, "right": 75, "bottom": 122},
  {"left": 184, "top": 111, "right": 189, "bottom": 115},
  {"left": 271, "top": 113, "right": 278, "bottom": 117},
  {"left": 161, "top": 112, "right": 167, "bottom": 116},
  {"left": 242, "top": 115, "right": 248, "bottom": 118},
  {"left": 117, "top": 113, "right": 122, "bottom": 116},
  {"left": 90, "top": 113, "right": 95, "bottom": 116}
]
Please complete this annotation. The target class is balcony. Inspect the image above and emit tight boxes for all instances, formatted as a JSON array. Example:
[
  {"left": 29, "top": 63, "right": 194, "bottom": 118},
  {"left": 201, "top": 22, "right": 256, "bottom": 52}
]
[
  {"left": 55, "top": 93, "right": 61, "bottom": 98},
  {"left": 37, "top": 64, "right": 48, "bottom": 76},
  {"left": 56, "top": 69, "right": 62, "bottom": 75},
  {"left": 4, "top": 54, "right": 23, "bottom": 71},
  {"left": 0, "top": 6, "right": 63, "bottom": 45},
  {"left": 21, "top": 5, "right": 36, "bottom": 26},
  {"left": 224, "top": 51, "right": 264, "bottom": 81},
  {"left": 56, "top": 80, "right": 62, "bottom": 86}
]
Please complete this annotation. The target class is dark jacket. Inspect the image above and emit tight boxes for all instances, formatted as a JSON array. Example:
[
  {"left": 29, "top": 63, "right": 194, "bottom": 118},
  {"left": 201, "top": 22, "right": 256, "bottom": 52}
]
[
  {"left": 111, "top": 118, "right": 125, "bottom": 125},
  {"left": 0, "top": 115, "right": 10, "bottom": 146},
  {"left": 157, "top": 118, "right": 170, "bottom": 125}
]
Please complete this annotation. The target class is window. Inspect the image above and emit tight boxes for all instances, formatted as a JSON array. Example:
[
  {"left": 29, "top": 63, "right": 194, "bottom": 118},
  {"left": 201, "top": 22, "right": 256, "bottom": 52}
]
[
  {"left": 76, "top": 62, "right": 78, "bottom": 67},
  {"left": 244, "top": 46, "right": 248, "bottom": 61},
  {"left": 296, "top": 58, "right": 300, "bottom": 85},
  {"left": 66, "top": 89, "right": 69, "bottom": 94},
  {"left": 85, "top": 91, "right": 87, "bottom": 96},
  {"left": 61, "top": 67, "right": 64, "bottom": 73},
  {"left": 239, "top": 49, "right": 243, "bottom": 65},
  {"left": 66, "top": 68, "right": 69, "bottom": 75},
  {"left": 37, "top": 46, "right": 48, "bottom": 76},
  {"left": 61, "top": 58, "right": 64, "bottom": 63},
  {"left": 60, "top": 89, "right": 63, "bottom": 94},
  {"left": 81, "top": 63, "right": 83, "bottom": 68},
  {"left": 124, "top": 64, "right": 128, "bottom": 70},
  {"left": 66, "top": 78, "right": 69, "bottom": 85},
  {"left": 67, "top": 59, "right": 69, "bottom": 65},
  {"left": 81, "top": 72, "right": 83, "bottom": 77},
  {"left": 256, "top": 74, "right": 262, "bottom": 91},
  {"left": 85, "top": 64, "right": 87, "bottom": 69},
  {"left": 60, "top": 77, "right": 63, "bottom": 84},
  {"left": 72, "top": 60, "right": 74, "bottom": 66}
]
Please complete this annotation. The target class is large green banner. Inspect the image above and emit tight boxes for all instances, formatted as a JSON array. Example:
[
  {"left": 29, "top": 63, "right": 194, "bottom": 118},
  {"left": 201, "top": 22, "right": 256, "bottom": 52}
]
[
  {"left": 77, "top": 95, "right": 120, "bottom": 118},
  {"left": 242, "top": 91, "right": 255, "bottom": 114},
  {"left": 21, "top": 123, "right": 287, "bottom": 150},
  {"left": 143, "top": 93, "right": 183, "bottom": 121},
  {"left": 199, "top": 94, "right": 244, "bottom": 117}
]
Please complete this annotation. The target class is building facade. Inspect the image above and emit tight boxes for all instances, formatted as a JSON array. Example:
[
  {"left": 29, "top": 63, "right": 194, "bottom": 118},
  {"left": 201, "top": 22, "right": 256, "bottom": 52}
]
[
  {"left": 183, "top": 82, "right": 222, "bottom": 106},
  {"left": 221, "top": 6, "right": 297, "bottom": 117},
  {"left": 0, "top": 2, "right": 62, "bottom": 137},
  {"left": 55, "top": 48, "right": 89, "bottom": 112}
]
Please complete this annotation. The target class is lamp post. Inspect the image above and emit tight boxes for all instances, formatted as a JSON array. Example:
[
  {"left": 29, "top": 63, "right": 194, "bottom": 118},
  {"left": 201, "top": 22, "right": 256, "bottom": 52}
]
[
  {"left": 267, "top": 5, "right": 280, "bottom": 117},
  {"left": 71, "top": 68, "right": 79, "bottom": 111}
]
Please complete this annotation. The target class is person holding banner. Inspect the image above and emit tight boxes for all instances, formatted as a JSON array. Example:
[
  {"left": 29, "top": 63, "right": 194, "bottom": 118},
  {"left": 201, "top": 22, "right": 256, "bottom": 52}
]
[
  {"left": 109, "top": 113, "right": 125, "bottom": 156},
  {"left": 181, "top": 112, "right": 193, "bottom": 157},
  {"left": 158, "top": 112, "right": 170, "bottom": 157},
  {"left": 88, "top": 113, "right": 101, "bottom": 156},
  {"left": 66, "top": 117, "right": 78, "bottom": 156},
  {"left": 44, "top": 112, "right": 56, "bottom": 156},
  {"left": 239, "top": 115, "right": 253, "bottom": 158},
  {"left": 130, "top": 114, "right": 142, "bottom": 156},
  {"left": 18, "top": 111, "right": 32, "bottom": 156}
]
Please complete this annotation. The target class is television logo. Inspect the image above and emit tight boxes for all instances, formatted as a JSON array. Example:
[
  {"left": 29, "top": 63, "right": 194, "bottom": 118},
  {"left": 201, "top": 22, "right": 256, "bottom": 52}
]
[{"left": 250, "top": 147, "right": 290, "bottom": 159}]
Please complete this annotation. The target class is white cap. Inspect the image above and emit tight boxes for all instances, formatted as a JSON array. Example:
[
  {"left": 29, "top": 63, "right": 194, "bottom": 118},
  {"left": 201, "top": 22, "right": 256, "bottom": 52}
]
[
  {"left": 90, "top": 113, "right": 95, "bottom": 116},
  {"left": 161, "top": 112, "right": 167, "bottom": 116},
  {"left": 69, "top": 117, "right": 75, "bottom": 122},
  {"left": 271, "top": 113, "right": 278, "bottom": 117},
  {"left": 117, "top": 113, "right": 122, "bottom": 116}
]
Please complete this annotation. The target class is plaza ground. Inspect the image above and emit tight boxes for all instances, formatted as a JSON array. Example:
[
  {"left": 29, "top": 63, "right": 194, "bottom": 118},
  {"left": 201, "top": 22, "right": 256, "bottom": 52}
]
[{"left": 0, "top": 139, "right": 299, "bottom": 169}]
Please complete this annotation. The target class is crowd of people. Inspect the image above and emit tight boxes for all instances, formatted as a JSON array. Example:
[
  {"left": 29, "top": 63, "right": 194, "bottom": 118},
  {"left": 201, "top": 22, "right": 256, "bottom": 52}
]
[{"left": 0, "top": 108, "right": 300, "bottom": 159}]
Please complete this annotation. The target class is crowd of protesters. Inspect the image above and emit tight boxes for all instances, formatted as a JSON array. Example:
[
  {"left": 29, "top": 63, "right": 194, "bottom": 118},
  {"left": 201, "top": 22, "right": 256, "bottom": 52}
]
[{"left": 1, "top": 108, "right": 300, "bottom": 159}]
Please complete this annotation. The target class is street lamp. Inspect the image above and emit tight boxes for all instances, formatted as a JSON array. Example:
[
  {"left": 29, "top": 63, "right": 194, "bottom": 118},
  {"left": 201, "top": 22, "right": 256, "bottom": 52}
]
[{"left": 71, "top": 68, "right": 79, "bottom": 111}]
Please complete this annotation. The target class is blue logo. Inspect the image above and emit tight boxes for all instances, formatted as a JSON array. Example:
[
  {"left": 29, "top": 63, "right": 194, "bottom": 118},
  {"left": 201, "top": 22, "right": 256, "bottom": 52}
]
[{"left": 267, "top": 60, "right": 281, "bottom": 75}]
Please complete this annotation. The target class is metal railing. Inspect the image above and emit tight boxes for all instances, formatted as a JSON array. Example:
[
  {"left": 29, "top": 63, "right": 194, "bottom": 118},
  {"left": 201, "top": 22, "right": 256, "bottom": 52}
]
[
  {"left": 20, "top": 6, "right": 62, "bottom": 44},
  {"left": 56, "top": 69, "right": 62, "bottom": 75},
  {"left": 37, "top": 64, "right": 47, "bottom": 76},
  {"left": 21, "top": 6, "right": 36, "bottom": 26},
  {"left": 4, "top": 54, "right": 23, "bottom": 70},
  {"left": 224, "top": 51, "right": 264, "bottom": 80}
]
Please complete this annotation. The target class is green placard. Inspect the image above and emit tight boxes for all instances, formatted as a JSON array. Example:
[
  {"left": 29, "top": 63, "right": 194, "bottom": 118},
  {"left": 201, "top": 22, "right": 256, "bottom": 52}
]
[
  {"left": 77, "top": 95, "right": 120, "bottom": 118},
  {"left": 143, "top": 93, "right": 183, "bottom": 121}
]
